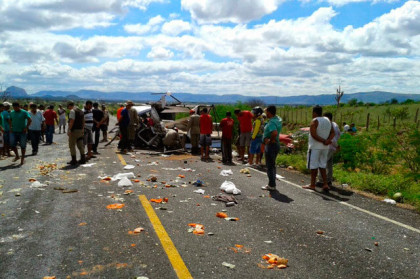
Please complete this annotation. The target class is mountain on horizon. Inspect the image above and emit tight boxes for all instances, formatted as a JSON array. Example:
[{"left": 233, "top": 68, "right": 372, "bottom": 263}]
[{"left": 4, "top": 86, "right": 420, "bottom": 105}]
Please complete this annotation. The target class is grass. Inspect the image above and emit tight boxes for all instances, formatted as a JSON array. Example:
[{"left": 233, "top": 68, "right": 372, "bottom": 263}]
[{"left": 275, "top": 152, "right": 420, "bottom": 211}]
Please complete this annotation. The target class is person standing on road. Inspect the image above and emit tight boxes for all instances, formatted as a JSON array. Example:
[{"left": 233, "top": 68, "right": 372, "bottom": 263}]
[
  {"left": 128, "top": 102, "right": 139, "bottom": 151},
  {"left": 9, "top": 102, "right": 32, "bottom": 165},
  {"left": 186, "top": 109, "right": 200, "bottom": 155},
  {"left": 234, "top": 109, "right": 253, "bottom": 163},
  {"left": 199, "top": 107, "right": 213, "bottom": 161},
  {"left": 116, "top": 104, "right": 124, "bottom": 121},
  {"left": 57, "top": 105, "right": 66, "bottom": 134},
  {"left": 2, "top": 102, "right": 11, "bottom": 157},
  {"left": 249, "top": 107, "right": 264, "bottom": 166},
  {"left": 92, "top": 102, "right": 105, "bottom": 155},
  {"left": 100, "top": 104, "right": 109, "bottom": 142},
  {"left": 28, "top": 104, "right": 45, "bottom": 156},
  {"left": 220, "top": 111, "right": 234, "bottom": 165},
  {"left": 317, "top": 112, "right": 341, "bottom": 188},
  {"left": 83, "top": 101, "right": 95, "bottom": 160},
  {"left": 303, "top": 105, "right": 335, "bottom": 191},
  {"left": 0, "top": 104, "right": 4, "bottom": 159},
  {"left": 43, "top": 105, "right": 58, "bottom": 145},
  {"left": 67, "top": 101, "right": 85, "bottom": 165},
  {"left": 261, "top": 106, "right": 282, "bottom": 191},
  {"left": 118, "top": 101, "right": 132, "bottom": 154}
]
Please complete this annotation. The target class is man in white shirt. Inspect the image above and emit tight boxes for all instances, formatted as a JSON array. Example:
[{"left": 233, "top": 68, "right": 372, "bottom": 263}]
[
  {"left": 343, "top": 122, "right": 350, "bottom": 132},
  {"left": 28, "top": 103, "right": 45, "bottom": 155},
  {"left": 303, "top": 106, "right": 335, "bottom": 191},
  {"left": 317, "top": 112, "right": 341, "bottom": 187}
]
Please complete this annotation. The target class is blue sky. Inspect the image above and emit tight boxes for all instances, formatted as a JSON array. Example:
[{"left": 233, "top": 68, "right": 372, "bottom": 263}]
[{"left": 0, "top": 0, "right": 419, "bottom": 96}]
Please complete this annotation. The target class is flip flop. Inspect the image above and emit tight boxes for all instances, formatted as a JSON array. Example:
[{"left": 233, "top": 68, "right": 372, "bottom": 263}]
[{"left": 302, "top": 185, "right": 316, "bottom": 190}]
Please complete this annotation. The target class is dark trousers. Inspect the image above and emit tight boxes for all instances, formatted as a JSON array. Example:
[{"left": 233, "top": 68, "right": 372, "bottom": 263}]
[
  {"left": 93, "top": 127, "right": 100, "bottom": 152},
  {"left": 265, "top": 143, "right": 280, "bottom": 187},
  {"left": 119, "top": 126, "right": 130, "bottom": 150},
  {"left": 28, "top": 130, "right": 41, "bottom": 153},
  {"left": 45, "top": 125, "right": 54, "bottom": 144},
  {"left": 222, "top": 138, "right": 232, "bottom": 163}
]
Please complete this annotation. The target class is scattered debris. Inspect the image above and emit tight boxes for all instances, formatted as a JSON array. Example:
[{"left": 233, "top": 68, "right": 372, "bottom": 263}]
[
  {"left": 134, "top": 227, "right": 145, "bottom": 234},
  {"left": 383, "top": 199, "right": 396, "bottom": 205},
  {"left": 222, "top": 262, "right": 236, "bottom": 269},
  {"left": 216, "top": 212, "right": 228, "bottom": 218},
  {"left": 220, "top": 181, "right": 241, "bottom": 195},
  {"left": 193, "top": 189, "right": 205, "bottom": 195},
  {"left": 30, "top": 181, "right": 47, "bottom": 189},
  {"left": 188, "top": 223, "right": 205, "bottom": 235},
  {"left": 81, "top": 163, "right": 96, "bottom": 167},
  {"left": 240, "top": 168, "right": 250, "bottom": 174},
  {"left": 124, "top": 165, "right": 135, "bottom": 170},
  {"left": 106, "top": 203, "right": 125, "bottom": 209},
  {"left": 261, "top": 253, "right": 288, "bottom": 269},
  {"left": 276, "top": 174, "right": 285, "bottom": 180},
  {"left": 220, "top": 169, "right": 233, "bottom": 176},
  {"left": 264, "top": 241, "right": 273, "bottom": 244},
  {"left": 118, "top": 177, "right": 133, "bottom": 187},
  {"left": 62, "top": 189, "right": 78, "bottom": 193},
  {"left": 316, "top": 230, "right": 324, "bottom": 235},
  {"left": 78, "top": 222, "right": 87, "bottom": 226},
  {"left": 193, "top": 180, "right": 203, "bottom": 187},
  {"left": 212, "top": 194, "right": 238, "bottom": 206},
  {"left": 365, "top": 248, "right": 373, "bottom": 252}
]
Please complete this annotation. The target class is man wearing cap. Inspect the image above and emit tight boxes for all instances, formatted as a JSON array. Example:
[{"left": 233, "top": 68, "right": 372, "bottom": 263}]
[
  {"left": 67, "top": 101, "right": 85, "bottom": 165},
  {"left": 43, "top": 105, "right": 58, "bottom": 145},
  {"left": 234, "top": 109, "right": 253, "bottom": 163},
  {"left": 9, "top": 102, "right": 32, "bottom": 165},
  {"left": 128, "top": 102, "right": 139, "bottom": 151},
  {"left": 186, "top": 109, "right": 200, "bottom": 155},
  {"left": 118, "top": 101, "right": 132, "bottom": 153},
  {"left": 2, "top": 102, "right": 11, "bottom": 157}
]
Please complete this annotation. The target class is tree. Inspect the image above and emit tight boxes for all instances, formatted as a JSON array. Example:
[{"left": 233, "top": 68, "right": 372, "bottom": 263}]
[
  {"left": 246, "top": 98, "right": 265, "bottom": 108},
  {"left": 390, "top": 98, "right": 399, "bottom": 104},
  {"left": 335, "top": 85, "right": 344, "bottom": 109},
  {"left": 347, "top": 98, "right": 358, "bottom": 106}
]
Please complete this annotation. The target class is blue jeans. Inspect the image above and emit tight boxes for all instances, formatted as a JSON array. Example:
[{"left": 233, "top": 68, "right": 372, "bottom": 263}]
[
  {"left": 10, "top": 132, "right": 27, "bottom": 149},
  {"left": 46, "top": 125, "right": 55, "bottom": 144},
  {"left": 265, "top": 143, "right": 280, "bottom": 187}
]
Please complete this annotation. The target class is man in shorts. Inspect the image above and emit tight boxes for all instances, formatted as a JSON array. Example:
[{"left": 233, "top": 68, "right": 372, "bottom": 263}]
[
  {"left": 199, "top": 107, "right": 213, "bottom": 161},
  {"left": 186, "top": 109, "right": 200, "bottom": 155},
  {"left": 43, "top": 105, "right": 58, "bottom": 144},
  {"left": 28, "top": 103, "right": 45, "bottom": 155},
  {"left": 9, "top": 102, "right": 32, "bottom": 165},
  {"left": 219, "top": 111, "right": 234, "bottom": 164},
  {"left": 92, "top": 102, "right": 105, "bottom": 154},
  {"left": 303, "top": 106, "right": 335, "bottom": 191},
  {"left": 234, "top": 109, "right": 253, "bottom": 163},
  {"left": 100, "top": 104, "right": 109, "bottom": 142}
]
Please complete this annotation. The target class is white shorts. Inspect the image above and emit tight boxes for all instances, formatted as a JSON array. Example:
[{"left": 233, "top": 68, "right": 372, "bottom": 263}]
[{"left": 307, "top": 149, "right": 329, "bottom": 169}]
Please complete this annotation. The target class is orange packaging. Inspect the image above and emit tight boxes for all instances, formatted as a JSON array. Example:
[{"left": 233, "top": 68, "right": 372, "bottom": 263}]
[
  {"left": 106, "top": 203, "right": 125, "bottom": 209},
  {"left": 216, "top": 212, "right": 228, "bottom": 218}
]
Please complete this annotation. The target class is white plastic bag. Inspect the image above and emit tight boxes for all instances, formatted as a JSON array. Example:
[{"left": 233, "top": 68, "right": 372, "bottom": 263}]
[
  {"left": 124, "top": 165, "right": 135, "bottom": 170},
  {"left": 220, "top": 169, "right": 233, "bottom": 176},
  {"left": 118, "top": 177, "right": 133, "bottom": 187},
  {"left": 220, "top": 181, "right": 241, "bottom": 195},
  {"left": 193, "top": 189, "right": 205, "bottom": 194},
  {"left": 112, "top": 172, "right": 135, "bottom": 181}
]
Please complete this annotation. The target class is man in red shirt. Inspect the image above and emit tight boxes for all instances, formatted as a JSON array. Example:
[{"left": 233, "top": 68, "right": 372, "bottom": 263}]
[
  {"left": 234, "top": 109, "right": 253, "bottom": 163},
  {"left": 219, "top": 111, "right": 234, "bottom": 165},
  {"left": 43, "top": 105, "right": 58, "bottom": 145},
  {"left": 199, "top": 107, "right": 213, "bottom": 161},
  {"left": 116, "top": 104, "right": 124, "bottom": 121}
]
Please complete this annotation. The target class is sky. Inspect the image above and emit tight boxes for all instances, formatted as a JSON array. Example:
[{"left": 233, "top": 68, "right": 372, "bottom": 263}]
[{"left": 0, "top": 0, "right": 419, "bottom": 96}]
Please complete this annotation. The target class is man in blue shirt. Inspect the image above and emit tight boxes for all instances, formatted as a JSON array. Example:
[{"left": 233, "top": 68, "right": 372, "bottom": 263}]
[
  {"left": 118, "top": 101, "right": 132, "bottom": 153},
  {"left": 261, "top": 105, "right": 282, "bottom": 191}
]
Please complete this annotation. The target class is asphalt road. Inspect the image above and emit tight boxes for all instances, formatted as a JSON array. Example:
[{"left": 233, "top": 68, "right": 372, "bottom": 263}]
[{"left": 0, "top": 125, "right": 419, "bottom": 279}]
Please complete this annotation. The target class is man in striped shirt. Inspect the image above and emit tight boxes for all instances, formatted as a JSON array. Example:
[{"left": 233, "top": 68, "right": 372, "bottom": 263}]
[{"left": 84, "top": 101, "right": 94, "bottom": 161}]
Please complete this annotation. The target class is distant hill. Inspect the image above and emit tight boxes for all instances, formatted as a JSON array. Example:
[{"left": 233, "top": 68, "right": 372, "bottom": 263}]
[
  {"left": 4, "top": 86, "right": 419, "bottom": 104},
  {"left": 30, "top": 89, "right": 420, "bottom": 105}
]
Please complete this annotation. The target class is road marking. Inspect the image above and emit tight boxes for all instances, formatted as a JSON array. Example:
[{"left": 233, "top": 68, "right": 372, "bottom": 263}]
[
  {"left": 249, "top": 167, "right": 420, "bottom": 234},
  {"left": 139, "top": 195, "right": 193, "bottom": 279},
  {"left": 116, "top": 150, "right": 127, "bottom": 166}
]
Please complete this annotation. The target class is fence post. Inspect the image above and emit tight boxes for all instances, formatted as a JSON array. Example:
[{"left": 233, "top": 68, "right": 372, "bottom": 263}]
[
  {"left": 366, "top": 113, "right": 370, "bottom": 131},
  {"left": 393, "top": 117, "right": 396, "bottom": 129},
  {"left": 415, "top": 108, "right": 419, "bottom": 123},
  {"left": 377, "top": 115, "right": 380, "bottom": 130}
]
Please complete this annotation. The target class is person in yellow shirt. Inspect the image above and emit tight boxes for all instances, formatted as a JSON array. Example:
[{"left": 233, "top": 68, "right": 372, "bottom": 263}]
[{"left": 248, "top": 107, "right": 264, "bottom": 166}]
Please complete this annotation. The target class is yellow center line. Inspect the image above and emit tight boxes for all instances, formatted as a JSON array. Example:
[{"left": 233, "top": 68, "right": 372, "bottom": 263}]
[
  {"left": 115, "top": 150, "right": 127, "bottom": 166},
  {"left": 139, "top": 195, "right": 193, "bottom": 279}
]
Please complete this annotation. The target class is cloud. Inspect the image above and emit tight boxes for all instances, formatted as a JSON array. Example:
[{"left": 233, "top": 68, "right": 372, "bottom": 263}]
[
  {"left": 161, "top": 20, "right": 192, "bottom": 36},
  {"left": 124, "top": 15, "right": 165, "bottom": 34},
  {"left": 323, "top": 0, "right": 399, "bottom": 7},
  {"left": 123, "top": 0, "right": 167, "bottom": 10},
  {"left": 147, "top": 46, "right": 174, "bottom": 59},
  {"left": 181, "top": 0, "right": 285, "bottom": 24}
]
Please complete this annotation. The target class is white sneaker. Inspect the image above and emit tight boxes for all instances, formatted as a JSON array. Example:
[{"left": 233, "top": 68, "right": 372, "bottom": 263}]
[{"left": 261, "top": 185, "right": 276, "bottom": 191}]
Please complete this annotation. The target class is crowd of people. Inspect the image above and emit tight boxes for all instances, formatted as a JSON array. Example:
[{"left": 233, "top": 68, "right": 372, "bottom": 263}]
[
  {"left": 1, "top": 99, "right": 344, "bottom": 191},
  {"left": 0, "top": 101, "right": 110, "bottom": 166}
]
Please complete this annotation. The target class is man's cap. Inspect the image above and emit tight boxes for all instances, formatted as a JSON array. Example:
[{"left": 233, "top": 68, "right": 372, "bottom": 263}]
[
  {"left": 3, "top": 101, "right": 11, "bottom": 106},
  {"left": 126, "top": 100, "right": 134, "bottom": 106}
]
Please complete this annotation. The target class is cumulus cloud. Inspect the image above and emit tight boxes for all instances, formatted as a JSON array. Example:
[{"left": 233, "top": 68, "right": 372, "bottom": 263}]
[
  {"left": 161, "top": 20, "right": 192, "bottom": 36},
  {"left": 123, "top": 0, "right": 167, "bottom": 10},
  {"left": 324, "top": 0, "right": 399, "bottom": 7},
  {"left": 147, "top": 46, "right": 174, "bottom": 59},
  {"left": 124, "top": 15, "right": 165, "bottom": 34},
  {"left": 181, "top": 0, "right": 285, "bottom": 24}
]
